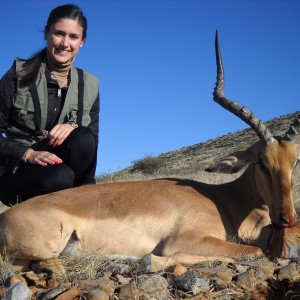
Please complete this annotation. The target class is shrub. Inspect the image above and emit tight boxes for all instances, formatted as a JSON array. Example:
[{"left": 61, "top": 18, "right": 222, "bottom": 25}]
[
  {"left": 236, "top": 141, "right": 250, "bottom": 151},
  {"left": 131, "top": 155, "right": 167, "bottom": 174}
]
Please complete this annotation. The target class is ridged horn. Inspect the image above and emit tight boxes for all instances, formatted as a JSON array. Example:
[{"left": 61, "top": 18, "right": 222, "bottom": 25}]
[
  {"left": 213, "top": 30, "right": 275, "bottom": 145},
  {"left": 283, "top": 114, "right": 300, "bottom": 143}
]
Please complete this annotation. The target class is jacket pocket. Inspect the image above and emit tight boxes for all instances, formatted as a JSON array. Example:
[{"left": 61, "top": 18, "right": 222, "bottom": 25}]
[
  {"left": 12, "top": 94, "right": 36, "bottom": 131},
  {"left": 68, "top": 104, "right": 78, "bottom": 123}
]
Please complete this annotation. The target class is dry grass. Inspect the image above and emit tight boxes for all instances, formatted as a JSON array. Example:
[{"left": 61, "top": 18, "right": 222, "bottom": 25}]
[
  {"left": 61, "top": 253, "right": 139, "bottom": 281},
  {"left": 0, "top": 252, "right": 15, "bottom": 284}
]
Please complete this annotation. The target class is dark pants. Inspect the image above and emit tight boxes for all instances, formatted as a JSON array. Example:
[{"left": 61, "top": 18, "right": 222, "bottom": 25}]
[{"left": 0, "top": 127, "right": 97, "bottom": 206}]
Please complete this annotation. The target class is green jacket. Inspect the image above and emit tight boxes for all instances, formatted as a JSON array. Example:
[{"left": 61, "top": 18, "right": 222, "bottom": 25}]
[
  {"left": 11, "top": 60, "right": 99, "bottom": 145},
  {"left": 0, "top": 60, "right": 100, "bottom": 175}
]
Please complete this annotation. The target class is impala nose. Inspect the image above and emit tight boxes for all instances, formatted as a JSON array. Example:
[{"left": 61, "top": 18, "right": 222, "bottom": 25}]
[{"left": 279, "top": 213, "right": 298, "bottom": 228}]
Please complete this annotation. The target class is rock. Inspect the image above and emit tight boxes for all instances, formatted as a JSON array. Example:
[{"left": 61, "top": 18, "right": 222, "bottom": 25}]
[
  {"left": 40, "top": 287, "right": 66, "bottom": 300},
  {"left": 28, "top": 285, "right": 39, "bottom": 295},
  {"left": 195, "top": 277, "right": 210, "bottom": 293},
  {"left": 23, "top": 271, "right": 47, "bottom": 288},
  {"left": 256, "top": 260, "right": 275, "bottom": 279},
  {"left": 116, "top": 274, "right": 131, "bottom": 285},
  {"left": 138, "top": 253, "right": 165, "bottom": 273},
  {"left": 172, "top": 264, "right": 188, "bottom": 277},
  {"left": 196, "top": 265, "right": 233, "bottom": 285},
  {"left": 105, "top": 262, "right": 132, "bottom": 274},
  {"left": 283, "top": 226, "right": 300, "bottom": 258},
  {"left": 88, "top": 289, "right": 110, "bottom": 300},
  {"left": 5, "top": 274, "right": 26, "bottom": 287},
  {"left": 173, "top": 269, "right": 196, "bottom": 292},
  {"left": 188, "top": 293, "right": 209, "bottom": 300},
  {"left": 137, "top": 274, "right": 170, "bottom": 299},
  {"left": 31, "top": 258, "right": 66, "bottom": 279},
  {"left": 276, "top": 258, "right": 292, "bottom": 267},
  {"left": 235, "top": 269, "right": 260, "bottom": 290},
  {"left": 0, "top": 288, "right": 7, "bottom": 298},
  {"left": 76, "top": 279, "right": 115, "bottom": 295},
  {"left": 55, "top": 287, "right": 81, "bottom": 300},
  {"left": 277, "top": 263, "right": 300, "bottom": 281},
  {"left": 212, "top": 277, "right": 229, "bottom": 290},
  {"left": 118, "top": 281, "right": 142, "bottom": 299},
  {"left": 2, "top": 282, "right": 32, "bottom": 300},
  {"left": 47, "top": 278, "right": 59, "bottom": 289},
  {"left": 234, "top": 264, "right": 248, "bottom": 273}
]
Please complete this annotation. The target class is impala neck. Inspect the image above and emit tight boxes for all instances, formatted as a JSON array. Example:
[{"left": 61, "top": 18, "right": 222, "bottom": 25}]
[{"left": 218, "top": 165, "right": 270, "bottom": 241}]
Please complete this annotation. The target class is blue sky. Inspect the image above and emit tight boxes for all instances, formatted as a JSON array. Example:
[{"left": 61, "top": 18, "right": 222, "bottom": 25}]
[{"left": 1, "top": 0, "right": 299, "bottom": 175}]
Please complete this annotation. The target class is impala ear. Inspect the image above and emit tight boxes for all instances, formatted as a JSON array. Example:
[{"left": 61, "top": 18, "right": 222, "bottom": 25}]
[{"left": 205, "top": 149, "right": 252, "bottom": 174}]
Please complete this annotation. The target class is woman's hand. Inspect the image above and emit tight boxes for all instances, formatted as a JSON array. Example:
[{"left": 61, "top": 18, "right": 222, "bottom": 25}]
[
  {"left": 46, "top": 123, "right": 76, "bottom": 147},
  {"left": 23, "top": 149, "right": 63, "bottom": 166}
]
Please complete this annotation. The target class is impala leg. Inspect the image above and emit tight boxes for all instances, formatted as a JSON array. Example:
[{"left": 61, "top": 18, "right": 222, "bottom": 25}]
[
  {"left": 162, "top": 235, "right": 264, "bottom": 258},
  {"left": 30, "top": 257, "right": 66, "bottom": 279},
  {"left": 138, "top": 234, "right": 264, "bottom": 273},
  {"left": 139, "top": 252, "right": 234, "bottom": 273}
]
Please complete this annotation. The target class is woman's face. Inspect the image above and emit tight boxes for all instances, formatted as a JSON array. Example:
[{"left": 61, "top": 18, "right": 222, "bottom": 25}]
[{"left": 45, "top": 18, "right": 84, "bottom": 64}]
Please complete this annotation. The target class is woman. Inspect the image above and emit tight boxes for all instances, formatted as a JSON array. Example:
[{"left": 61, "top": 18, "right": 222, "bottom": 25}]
[{"left": 0, "top": 4, "right": 100, "bottom": 206}]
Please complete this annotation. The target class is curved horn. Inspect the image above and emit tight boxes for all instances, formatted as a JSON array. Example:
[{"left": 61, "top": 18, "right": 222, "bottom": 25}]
[
  {"left": 283, "top": 114, "right": 300, "bottom": 143},
  {"left": 213, "top": 30, "right": 275, "bottom": 145}
]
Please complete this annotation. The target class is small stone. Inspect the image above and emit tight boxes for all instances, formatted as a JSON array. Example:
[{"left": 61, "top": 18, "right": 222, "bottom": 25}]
[
  {"left": 256, "top": 260, "right": 275, "bottom": 279},
  {"left": 76, "top": 279, "right": 115, "bottom": 295},
  {"left": 2, "top": 282, "right": 32, "bottom": 300},
  {"left": 277, "top": 263, "right": 299, "bottom": 281},
  {"left": 116, "top": 274, "right": 131, "bottom": 285},
  {"left": 173, "top": 269, "right": 196, "bottom": 292},
  {"left": 47, "top": 278, "right": 59, "bottom": 289},
  {"left": 88, "top": 289, "right": 110, "bottom": 300},
  {"left": 31, "top": 258, "right": 66, "bottom": 279},
  {"left": 55, "top": 287, "right": 81, "bottom": 300},
  {"left": 195, "top": 277, "right": 210, "bottom": 292},
  {"left": 5, "top": 274, "right": 26, "bottom": 287},
  {"left": 39, "top": 287, "right": 65, "bottom": 299},
  {"left": 23, "top": 271, "right": 47, "bottom": 288},
  {"left": 235, "top": 269, "right": 259, "bottom": 290},
  {"left": 138, "top": 274, "right": 170, "bottom": 299},
  {"left": 0, "top": 288, "right": 7, "bottom": 298},
  {"left": 188, "top": 293, "right": 210, "bottom": 300},
  {"left": 172, "top": 264, "right": 188, "bottom": 277},
  {"left": 118, "top": 281, "right": 142, "bottom": 299}
]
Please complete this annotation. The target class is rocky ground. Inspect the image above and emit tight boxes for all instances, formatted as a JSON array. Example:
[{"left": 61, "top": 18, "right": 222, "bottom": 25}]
[{"left": 1, "top": 254, "right": 300, "bottom": 299}]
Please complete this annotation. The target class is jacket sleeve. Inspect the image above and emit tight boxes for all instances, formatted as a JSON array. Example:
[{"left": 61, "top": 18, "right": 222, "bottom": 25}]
[{"left": 0, "top": 64, "right": 29, "bottom": 172}]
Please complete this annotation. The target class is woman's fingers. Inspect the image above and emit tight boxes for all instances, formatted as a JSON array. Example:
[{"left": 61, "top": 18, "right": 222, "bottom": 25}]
[
  {"left": 47, "top": 124, "right": 74, "bottom": 147},
  {"left": 27, "top": 151, "right": 63, "bottom": 166}
]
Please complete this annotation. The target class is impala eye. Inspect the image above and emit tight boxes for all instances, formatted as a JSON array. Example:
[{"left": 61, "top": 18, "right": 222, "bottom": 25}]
[{"left": 258, "top": 159, "right": 270, "bottom": 175}]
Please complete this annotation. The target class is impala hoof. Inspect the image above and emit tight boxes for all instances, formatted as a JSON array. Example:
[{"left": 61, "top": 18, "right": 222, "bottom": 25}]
[{"left": 30, "top": 258, "right": 66, "bottom": 280}]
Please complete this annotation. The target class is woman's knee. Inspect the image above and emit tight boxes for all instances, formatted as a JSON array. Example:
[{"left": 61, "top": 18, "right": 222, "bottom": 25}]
[
  {"left": 68, "top": 127, "right": 97, "bottom": 157},
  {"left": 6, "top": 164, "right": 75, "bottom": 203},
  {"left": 40, "top": 165, "right": 75, "bottom": 192}
]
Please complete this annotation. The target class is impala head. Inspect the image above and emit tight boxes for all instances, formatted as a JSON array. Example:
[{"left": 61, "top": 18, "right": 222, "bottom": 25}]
[{"left": 210, "top": 30, "right": 300, "bottom": 228}]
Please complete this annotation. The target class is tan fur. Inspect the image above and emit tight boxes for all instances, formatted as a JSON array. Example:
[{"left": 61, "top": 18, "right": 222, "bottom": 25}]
[{"left": 0, "top": 138, "right": 298, "bottom": 272}]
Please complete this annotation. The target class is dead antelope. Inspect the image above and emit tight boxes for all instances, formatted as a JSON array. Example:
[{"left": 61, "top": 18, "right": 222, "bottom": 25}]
[{"left": 0, "top": 31, "right": 299, "bottom": 276}]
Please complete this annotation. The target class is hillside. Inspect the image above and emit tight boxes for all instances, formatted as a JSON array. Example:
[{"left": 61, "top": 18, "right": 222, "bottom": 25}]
[
  {"left": 98, "top": 111, "right": 300, "bottom": 188},
  {"left": 139, "top": 111, "right": 300, "bottom": 175}
]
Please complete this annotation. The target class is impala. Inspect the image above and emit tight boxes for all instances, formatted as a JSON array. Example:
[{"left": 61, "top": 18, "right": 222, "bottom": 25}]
[{"left": 0, "top": 31, "right": 299, "bottom": 276}]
